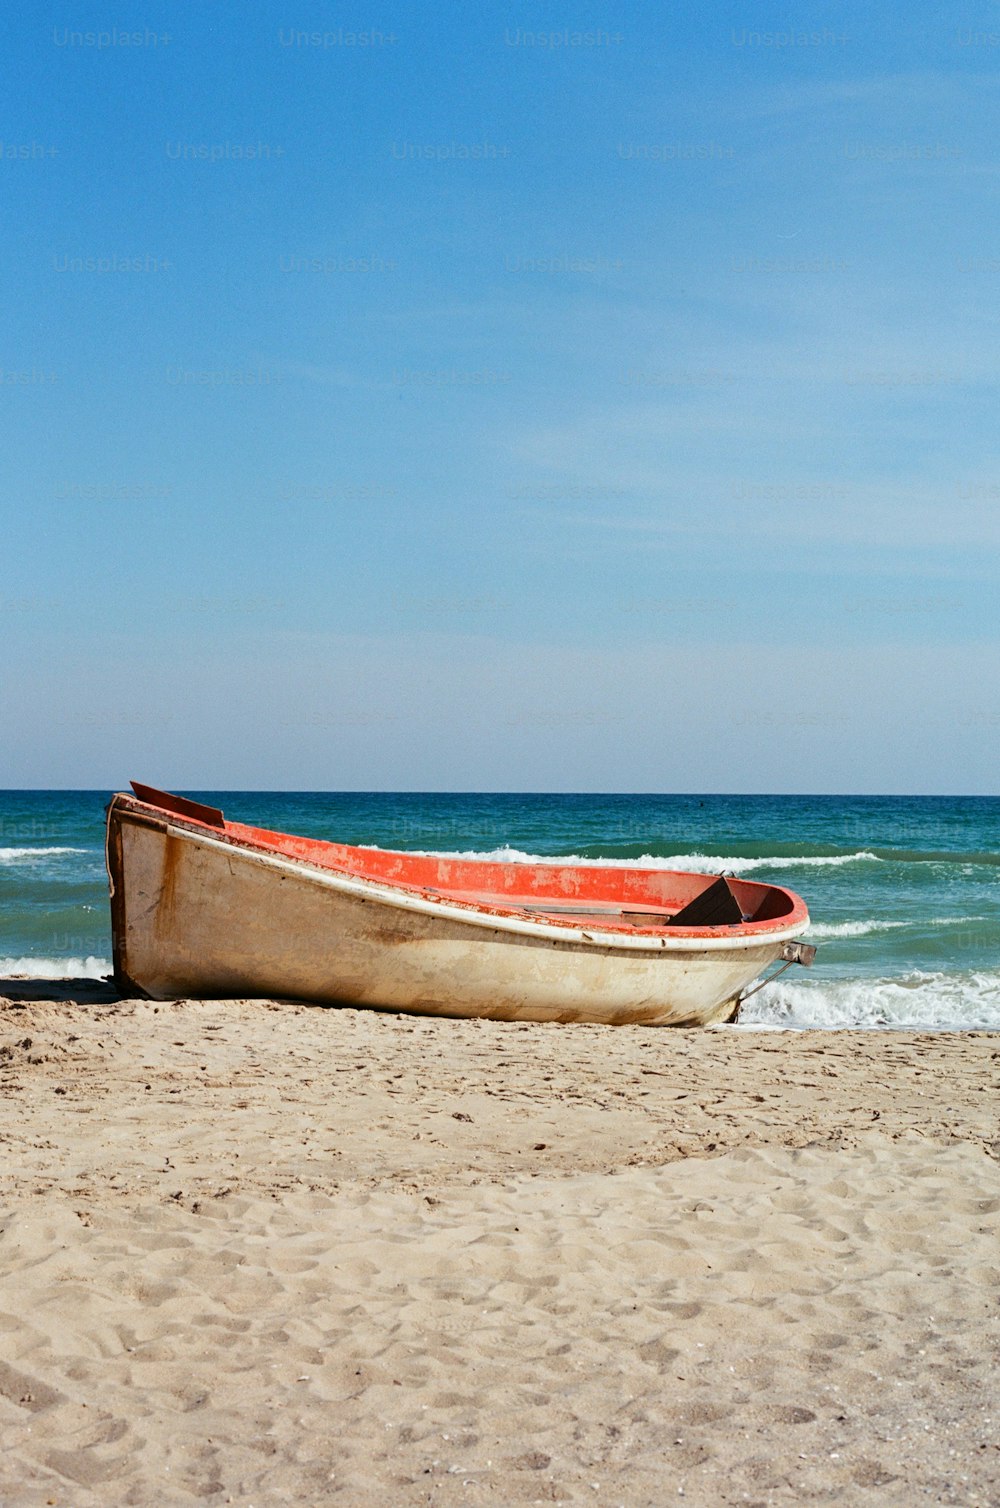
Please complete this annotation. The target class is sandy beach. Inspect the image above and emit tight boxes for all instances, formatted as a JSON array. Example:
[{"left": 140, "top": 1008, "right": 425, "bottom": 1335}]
[{"left": 1, "top": 981, "right": 997, "bottom": 1506}]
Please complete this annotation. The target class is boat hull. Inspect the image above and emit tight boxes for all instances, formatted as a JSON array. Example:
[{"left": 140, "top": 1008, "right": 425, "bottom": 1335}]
[{"left": 107, "top": 800, "right": 804, "bottom": 1027}]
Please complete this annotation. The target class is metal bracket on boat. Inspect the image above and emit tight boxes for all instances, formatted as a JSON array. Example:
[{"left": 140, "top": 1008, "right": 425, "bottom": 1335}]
[{"left": 737, "top": 939, "right": 817, "bottom": 1006}]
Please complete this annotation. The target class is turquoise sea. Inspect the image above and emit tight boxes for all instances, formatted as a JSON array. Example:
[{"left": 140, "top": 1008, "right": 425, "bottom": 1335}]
[{"left": 1, "top": 790, "right": 998, "bottom": 1029}]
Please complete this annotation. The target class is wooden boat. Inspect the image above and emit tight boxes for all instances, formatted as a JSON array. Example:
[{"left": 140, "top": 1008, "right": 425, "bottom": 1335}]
[{"left": 105, "top": 784, "right": 814, "bottom": 1027}]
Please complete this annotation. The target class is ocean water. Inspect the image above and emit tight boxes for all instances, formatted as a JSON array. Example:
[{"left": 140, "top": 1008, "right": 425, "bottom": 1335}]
[{"left": 1, "top": 790, "right": 998, "bottom": 1030}]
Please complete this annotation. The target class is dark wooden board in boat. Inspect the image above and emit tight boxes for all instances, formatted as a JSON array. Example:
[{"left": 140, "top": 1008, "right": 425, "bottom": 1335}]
[{"left": 666, "top": 874, "right": 744, "bottom": 927}]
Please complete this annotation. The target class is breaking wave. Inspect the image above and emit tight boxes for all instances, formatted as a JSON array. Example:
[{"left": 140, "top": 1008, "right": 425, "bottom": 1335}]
[
  {"left": 803, "top": 916, "right": 981, "bottom": 939},
  {"left": 0, "top": 846, "right": 89, "bottom": 863},
  {"left": 737, "top": 969, "right": 1000, "bottom": 1031},
  {"left": 804, "top": 919, "right": 907, "bottom": 938},
  {"left": 414, "top": 846, "right": 885, "bottom": 874},
  {"left": 0, "top": 956, "right": 111, "bottom": 980}
]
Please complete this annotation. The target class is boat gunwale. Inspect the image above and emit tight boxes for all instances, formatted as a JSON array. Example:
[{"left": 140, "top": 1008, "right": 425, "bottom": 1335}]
[{"left": 109, "top": 794, "right": 810, "bottom": 954}]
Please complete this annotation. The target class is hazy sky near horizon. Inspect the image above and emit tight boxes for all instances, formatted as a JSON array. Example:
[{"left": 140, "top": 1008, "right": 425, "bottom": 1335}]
[{"left": 4, "top": 0, "right": 999, "bottom": 793}]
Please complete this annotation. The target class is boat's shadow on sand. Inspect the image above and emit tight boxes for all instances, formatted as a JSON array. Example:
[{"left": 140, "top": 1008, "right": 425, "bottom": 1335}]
[{"left": 0, "top": 977, "right": 123, "bottom": 1006}]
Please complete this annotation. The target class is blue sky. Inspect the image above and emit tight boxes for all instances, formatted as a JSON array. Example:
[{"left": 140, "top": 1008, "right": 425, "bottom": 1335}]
[{"left": 4, "top": 0, "right": 999, "bottom": 791}]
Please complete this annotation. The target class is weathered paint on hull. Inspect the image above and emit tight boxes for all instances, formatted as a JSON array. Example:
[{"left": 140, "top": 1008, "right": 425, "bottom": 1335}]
[{"left": 108, "top": 804, "right": 801, "bottom": 1027}]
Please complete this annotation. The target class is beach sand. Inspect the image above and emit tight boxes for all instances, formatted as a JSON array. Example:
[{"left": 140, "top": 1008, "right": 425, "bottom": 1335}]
[{"left": 1, "top": 981, "right": 997, "bottom": 1506}]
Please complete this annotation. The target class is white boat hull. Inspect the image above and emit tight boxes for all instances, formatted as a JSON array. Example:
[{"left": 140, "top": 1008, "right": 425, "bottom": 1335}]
[{"left": 108, "top": 801, "right": 805, "bottom": 1026}]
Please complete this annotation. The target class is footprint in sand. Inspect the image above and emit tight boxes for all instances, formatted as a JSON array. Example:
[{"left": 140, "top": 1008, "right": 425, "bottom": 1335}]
[{"left": 767, "top": 1404, "right": 817, "bottom": 1424}]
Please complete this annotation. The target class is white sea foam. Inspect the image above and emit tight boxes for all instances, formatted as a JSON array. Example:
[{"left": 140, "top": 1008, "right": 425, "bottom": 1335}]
[
  {"left": 737, "top": 970, "right": 1000, "bottom": 1031},
  {"left": 0, "top": 846, "right": 89, "bottom": 862},
  {"left": 803, "top": 915, "right": 980, "bottom": 939},
  {"left": 684, "top": 851, "right": 883, "bottom": 874},
  {"left": 805, "top": 919, "right": 906, "bottom": 938},
  {"left": 0, "top": 956, "right": 111, "bottom": 980},
  {"left": 415, "top": 846, "right": 883, "bottom": 874}
]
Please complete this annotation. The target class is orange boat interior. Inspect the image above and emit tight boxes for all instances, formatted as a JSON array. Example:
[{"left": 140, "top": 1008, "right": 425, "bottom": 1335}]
[{"left": 125, "top": 784, "right": 805, "bottom": 936}]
